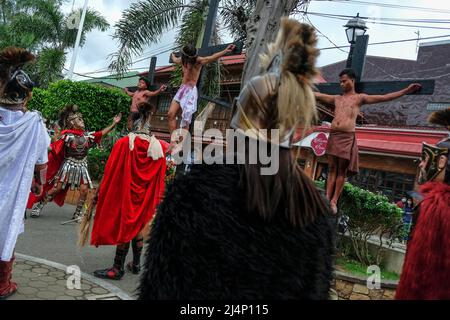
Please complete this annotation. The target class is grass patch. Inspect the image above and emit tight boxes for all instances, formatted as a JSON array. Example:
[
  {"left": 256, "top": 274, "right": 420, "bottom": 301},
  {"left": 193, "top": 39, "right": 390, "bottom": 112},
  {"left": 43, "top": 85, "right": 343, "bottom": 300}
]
[{"left": 336, "top": 257, "right": 400, "bottom": 281}]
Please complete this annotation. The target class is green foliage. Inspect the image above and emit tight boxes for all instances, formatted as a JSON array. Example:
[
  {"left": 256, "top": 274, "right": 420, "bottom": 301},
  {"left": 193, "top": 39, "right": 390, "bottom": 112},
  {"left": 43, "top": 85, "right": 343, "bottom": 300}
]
[
  {"left": 29, "top": 80, "right": 130, "bottom": 181},
  {"left": 28, "top": 80, "right": 131, "bottom": 132},
  {"left": 336, "top": 257, "right": 400, "bottom": 281},
  {"left": 87, "top": 146, "right": 110, "bottom": 181},
  {"left": 340, "top": 183, "right": 404, "bottom": 266},
  {"left": 87, "top": 130, "right": 123, "bottom": 181},
  {"left": 0, "top": 0, "right": 109, "bottom": 87},
  {"left": 165, "top": 157, "right": 176, "bottom": 186},
  {"left": 314, "top": 180, "right": 404, "bottom": 266}
]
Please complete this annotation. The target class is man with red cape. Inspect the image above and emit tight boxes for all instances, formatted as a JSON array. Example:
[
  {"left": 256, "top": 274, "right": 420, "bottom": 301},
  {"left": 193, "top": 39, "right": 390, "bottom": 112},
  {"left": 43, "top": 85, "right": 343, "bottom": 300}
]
[
  {"left": 27, "top": 104, "right": 121, "bottom": 221},
  {"left": 90, "top": 102, "right": 168, "bottom": 280},
  {"left": 396, "top": 108, "right": 450, "bottom": 300}
]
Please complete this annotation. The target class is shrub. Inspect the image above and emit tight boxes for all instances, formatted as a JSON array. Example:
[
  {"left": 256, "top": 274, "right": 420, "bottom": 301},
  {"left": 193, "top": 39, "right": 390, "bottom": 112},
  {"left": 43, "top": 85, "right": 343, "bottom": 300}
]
[
  {"left": 315, "top": 180, "right": 404, "bottom": 265},
  {"left": 28, "top": 80, "right": 131, "bottom": 132}
]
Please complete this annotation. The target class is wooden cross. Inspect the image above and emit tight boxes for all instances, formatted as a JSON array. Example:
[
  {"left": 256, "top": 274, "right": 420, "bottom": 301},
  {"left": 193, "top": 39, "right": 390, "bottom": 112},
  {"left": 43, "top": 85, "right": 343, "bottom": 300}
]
[
  {"left": 169, "top": 0, "right": 243, "bottom": 110},
  {"left": 316, "top": 35, "right": 435, "bottom": 96}
]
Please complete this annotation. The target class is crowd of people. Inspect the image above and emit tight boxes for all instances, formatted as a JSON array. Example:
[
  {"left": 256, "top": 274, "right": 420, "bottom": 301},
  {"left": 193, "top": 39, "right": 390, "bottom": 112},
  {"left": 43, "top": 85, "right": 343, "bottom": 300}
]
[{"left": 0, "top": 17, "right": 449, "bottom": 300}]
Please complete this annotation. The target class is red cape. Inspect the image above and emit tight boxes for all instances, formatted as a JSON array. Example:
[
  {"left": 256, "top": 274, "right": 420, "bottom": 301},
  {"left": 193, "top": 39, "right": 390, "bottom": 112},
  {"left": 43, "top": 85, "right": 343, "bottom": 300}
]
[
  {"left": 90, "top": 136, "right": 168, "bottom": 246},
  {"left": 27, "top": 130, "right": 101, "bottom": 208},
  {"left": 395, "top": 182, "right": 450, "bottom": 300}
]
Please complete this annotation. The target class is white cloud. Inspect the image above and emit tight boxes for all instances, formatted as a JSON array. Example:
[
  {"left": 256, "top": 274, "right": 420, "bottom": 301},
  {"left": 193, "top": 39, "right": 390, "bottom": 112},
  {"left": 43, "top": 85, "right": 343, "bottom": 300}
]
[{"left": 64, "top": 0, "right": 450, "bottom": 79}]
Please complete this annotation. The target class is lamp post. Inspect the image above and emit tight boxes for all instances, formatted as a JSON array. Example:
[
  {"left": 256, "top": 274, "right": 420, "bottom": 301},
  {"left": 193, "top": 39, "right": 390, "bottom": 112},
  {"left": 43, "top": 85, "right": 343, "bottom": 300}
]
[{"left": 344, "top": 13, "right": 368, "bottom": 68}]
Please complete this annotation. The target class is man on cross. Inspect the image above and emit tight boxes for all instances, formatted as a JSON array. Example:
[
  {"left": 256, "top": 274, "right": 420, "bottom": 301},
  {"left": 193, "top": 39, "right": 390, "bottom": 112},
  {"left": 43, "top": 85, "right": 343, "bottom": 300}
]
[
  {"left": 315, "top": 68, "right": 421, "bottom": 214},
  {"left": 124, "top": 77, "right": 167, "bottom": 131},
  {"left": 168, "top": 43, "right": 235, "bottom": 151}
]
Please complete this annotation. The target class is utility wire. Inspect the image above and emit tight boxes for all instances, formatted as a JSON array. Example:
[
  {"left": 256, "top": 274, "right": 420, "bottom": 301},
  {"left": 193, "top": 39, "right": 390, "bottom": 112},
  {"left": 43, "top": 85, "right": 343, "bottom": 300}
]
[
  {"left": 314, "top": 0, "right": 450, "bottom": 14},
  {"left": 319, "top": 34, "right": 450, "bottom": 50},
  {"left": 299, "top": 11, "right": 450, "bottom": 30}
]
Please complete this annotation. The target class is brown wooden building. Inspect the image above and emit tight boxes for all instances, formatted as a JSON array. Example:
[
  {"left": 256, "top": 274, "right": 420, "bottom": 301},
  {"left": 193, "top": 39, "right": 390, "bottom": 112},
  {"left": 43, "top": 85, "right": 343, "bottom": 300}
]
[
  {"left": 140, "top": 41, "right": 450, "bottom": 201},
  {"left": 292, "top": 125, "right": 448, "bottom": 201}
]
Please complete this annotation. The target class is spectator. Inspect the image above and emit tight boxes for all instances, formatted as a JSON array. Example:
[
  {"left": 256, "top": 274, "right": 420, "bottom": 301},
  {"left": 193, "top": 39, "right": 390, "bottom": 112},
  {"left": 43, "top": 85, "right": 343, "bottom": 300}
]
[
  {"left": 402, "top": 198, "right": 414, "bottom": 241},
  {"left": 396, "top": 197, "right": 407, "bottom": 209}
]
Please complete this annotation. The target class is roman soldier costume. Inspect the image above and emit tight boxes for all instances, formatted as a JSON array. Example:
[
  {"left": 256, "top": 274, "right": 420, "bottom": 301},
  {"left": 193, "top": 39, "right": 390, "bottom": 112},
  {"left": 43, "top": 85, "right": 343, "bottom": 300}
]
[
  {"left": 89, "top": 102, "right": 168, "bottom": 280},
  {"left": 396, "top": 108, "right": 450, "bottom": 300},
  {"left": 27, "top": 105, "right": 121, "bottom": 221},
  {"left": 0, "top": 47, "right": 50, "bottom": 299}
]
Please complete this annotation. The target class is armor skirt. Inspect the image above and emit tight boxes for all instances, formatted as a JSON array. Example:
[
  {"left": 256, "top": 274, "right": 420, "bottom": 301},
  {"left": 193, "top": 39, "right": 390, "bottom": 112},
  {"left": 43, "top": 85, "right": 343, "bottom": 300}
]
[{"left": 54, "top": 158, "right": 93, "bottom": 190}]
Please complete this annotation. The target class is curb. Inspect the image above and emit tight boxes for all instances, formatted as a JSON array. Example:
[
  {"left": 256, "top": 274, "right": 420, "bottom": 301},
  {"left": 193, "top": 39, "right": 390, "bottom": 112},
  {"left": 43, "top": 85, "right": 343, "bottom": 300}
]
[{"left": 15, "top": 253, "right": 135, "bottom": 300}]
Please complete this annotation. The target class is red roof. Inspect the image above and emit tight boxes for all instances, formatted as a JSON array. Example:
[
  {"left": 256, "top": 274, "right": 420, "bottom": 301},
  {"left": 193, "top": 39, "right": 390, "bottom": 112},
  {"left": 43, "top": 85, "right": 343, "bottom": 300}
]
[{"left": 296, "top": 125, "right": 448, "bottom": 157}]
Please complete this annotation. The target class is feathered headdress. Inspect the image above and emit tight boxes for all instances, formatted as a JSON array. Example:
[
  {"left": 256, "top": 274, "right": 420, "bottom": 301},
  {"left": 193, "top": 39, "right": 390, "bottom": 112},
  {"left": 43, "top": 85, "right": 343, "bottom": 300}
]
[
  {"left": 0, "top": 47, "right": 35, "bottom": 106},
  {"left": 428, "top": 108, "right": 450, "bottom": 131},
  {"left": 230, "top": 18, "right": 320, "bottom": 146}
]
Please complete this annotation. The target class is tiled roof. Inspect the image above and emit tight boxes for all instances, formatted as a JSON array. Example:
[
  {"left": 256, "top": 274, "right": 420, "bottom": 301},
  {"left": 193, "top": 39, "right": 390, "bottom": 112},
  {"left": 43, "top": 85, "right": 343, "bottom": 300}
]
[
  {"left": 319, "top": 41, "right": 450, "bottom": 127},
  {"left": 82, "top": 72, "right": 141, "bottom": 89}
]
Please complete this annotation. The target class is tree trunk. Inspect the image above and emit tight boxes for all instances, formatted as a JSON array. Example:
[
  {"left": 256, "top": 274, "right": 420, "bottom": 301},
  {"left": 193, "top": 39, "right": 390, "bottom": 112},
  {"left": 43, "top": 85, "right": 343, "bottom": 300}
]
[{"left": 241, "top": 0, "right": 300, "bottom": 85}]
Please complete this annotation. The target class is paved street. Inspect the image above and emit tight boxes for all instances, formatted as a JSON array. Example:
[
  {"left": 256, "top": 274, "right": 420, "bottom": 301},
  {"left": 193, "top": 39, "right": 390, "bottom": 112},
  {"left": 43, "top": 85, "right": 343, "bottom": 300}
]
[
  {"left": 9, "top": 255, "right": 132, "bottom": 300},
  {"left": 10, "top": 202, "right": 141, "bottom": 300}
]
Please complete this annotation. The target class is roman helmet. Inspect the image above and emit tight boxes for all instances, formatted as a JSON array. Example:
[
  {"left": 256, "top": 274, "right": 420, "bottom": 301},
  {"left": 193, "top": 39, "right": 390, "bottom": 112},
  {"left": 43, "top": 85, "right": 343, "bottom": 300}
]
[
  {"left": 417, "top": 108, "right": 450, "bottom": 185},
  {"left": 230, "top": 18, "right": 320, "bottom": 148},
  {"left": 0, "top": 47, "right": 35, "bottom": 108},
  {"left": 59, "top": 104, "right": 85, "bottom": 131}
]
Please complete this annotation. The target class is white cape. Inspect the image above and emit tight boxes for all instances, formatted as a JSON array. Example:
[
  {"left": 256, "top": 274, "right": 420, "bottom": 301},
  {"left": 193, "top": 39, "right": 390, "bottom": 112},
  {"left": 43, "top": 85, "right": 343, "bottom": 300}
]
[{"left": 0, "top": 107, "right": 50, "bottom": 261}]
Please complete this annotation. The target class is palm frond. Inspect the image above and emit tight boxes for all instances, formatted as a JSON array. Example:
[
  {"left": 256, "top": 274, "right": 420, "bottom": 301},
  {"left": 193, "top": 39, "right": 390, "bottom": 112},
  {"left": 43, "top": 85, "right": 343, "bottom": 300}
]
[
  {"left": 35, "top": 47, "right": 66, "bottom": 87},
  {"left": 109, "top": 0, "right": 195, "bottom": 76},
  {"left": 60, "top": 8, "right": 110, "bottom": 49},
  {"left": 219, "top": 0, "right": 255, "bottom": 41}
]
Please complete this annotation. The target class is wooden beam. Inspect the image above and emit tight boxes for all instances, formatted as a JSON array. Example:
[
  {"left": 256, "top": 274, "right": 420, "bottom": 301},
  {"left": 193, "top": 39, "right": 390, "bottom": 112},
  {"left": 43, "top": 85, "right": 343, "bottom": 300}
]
[
  {"left": 316, "top": 79, "right": 435, "bottom": 95},
  {"left": 148, "top": 56, "right": 157, "bottom": 85},
  {"left": 199, "top": 95, "right": 232, "bottom": 108},
  {"left": 201, "top": 0, "right": 220, "bottom": 49},
  {"left": 241, "top": 0, "right": 300, "bottom": 84},
  {"left": 169, "top": 41, "right": 243, "bottom": 63},
  {"left": 198, "top": 41, "right": 243, "bottom": 56},
  {"left": 351, "top": 35, "right": 369, "bottom": 83}
]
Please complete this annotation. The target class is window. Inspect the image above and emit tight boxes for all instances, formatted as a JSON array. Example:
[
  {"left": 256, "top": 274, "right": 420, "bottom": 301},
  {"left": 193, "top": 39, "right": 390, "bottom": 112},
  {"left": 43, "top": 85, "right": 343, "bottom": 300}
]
[
  {"left": 156, "top": 93, "right": 172, "bottom": 113},
  {"left": 349, "top": 168, "right": 416, "bottom": 202},
  {"left": 427, "top": 103, "right": 450, "bottom": 111}
]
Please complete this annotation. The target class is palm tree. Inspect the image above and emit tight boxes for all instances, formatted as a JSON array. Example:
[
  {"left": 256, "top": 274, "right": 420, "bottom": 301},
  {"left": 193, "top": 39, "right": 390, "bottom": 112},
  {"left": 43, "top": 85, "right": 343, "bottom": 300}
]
[
  {"left": 0, "top": 0, "right": 109, "bottom": 87},
  {"left": 109, "top": 0, "right": 313, "bottom": 99},
  {"left": 109, "top": 0, "right": 255, "bottom": 99}
]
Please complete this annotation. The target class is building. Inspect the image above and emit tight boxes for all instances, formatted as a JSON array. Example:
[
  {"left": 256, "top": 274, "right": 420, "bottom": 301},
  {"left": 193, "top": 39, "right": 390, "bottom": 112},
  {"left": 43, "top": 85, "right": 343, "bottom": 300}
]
[
  {"left": 319, "top": 40, "right": 450, "bottom": 127},
  {"left": 293, "top": 125, "right": 447, "bottom": 201},
  {"left": 141, "top": 54, "right": 246, "bottom": 140},
  {"left": 142, "top": 41, "right": 450, "bottom": 201},
  {"left": 82, "top": 71, "right": 141, "bottom": 89},
  {"left": 296, "top": 40, "right": 450, "bottom": 201}
]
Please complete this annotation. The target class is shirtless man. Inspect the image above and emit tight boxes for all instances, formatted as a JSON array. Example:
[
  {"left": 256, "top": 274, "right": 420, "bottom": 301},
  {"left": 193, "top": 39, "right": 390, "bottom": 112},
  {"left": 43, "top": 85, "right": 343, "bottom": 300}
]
[
  {"left": 315, "top": 68, "right": 421, "bottom": 214},
  {"left": 168, "top": 43, "right": 236, "bottom": 150},
  {"left": 124, "top": 77, "right": 166, "bottom": 130}
]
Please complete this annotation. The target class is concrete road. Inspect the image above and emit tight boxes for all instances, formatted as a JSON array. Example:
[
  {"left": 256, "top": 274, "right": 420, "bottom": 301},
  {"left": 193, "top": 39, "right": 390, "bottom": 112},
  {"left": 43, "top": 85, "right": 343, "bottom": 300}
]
[{"left": 17, "top": 203, "right": 141, "bottom": 298}]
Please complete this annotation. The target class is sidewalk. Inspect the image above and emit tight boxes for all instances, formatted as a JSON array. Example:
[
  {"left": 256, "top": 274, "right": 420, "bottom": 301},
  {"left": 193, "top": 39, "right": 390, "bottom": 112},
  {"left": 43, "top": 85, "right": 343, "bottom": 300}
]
[
  {"left": 7, "top": 253, "right": 133, "bottom": 300},
  {"left": 17, "top": 203, "right": 142, "bottom": 297}
]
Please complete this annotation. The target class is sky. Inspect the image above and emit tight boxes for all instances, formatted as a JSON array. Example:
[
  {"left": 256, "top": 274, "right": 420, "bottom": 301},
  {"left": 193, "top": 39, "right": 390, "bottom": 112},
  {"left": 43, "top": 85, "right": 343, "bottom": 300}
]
[{"left": 62, "top": 0, "right": 450, "bottom": 81}]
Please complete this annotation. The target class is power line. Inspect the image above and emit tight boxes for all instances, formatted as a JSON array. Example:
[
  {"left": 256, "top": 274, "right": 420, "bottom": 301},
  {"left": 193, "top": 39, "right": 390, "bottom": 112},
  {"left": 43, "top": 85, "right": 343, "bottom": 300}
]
[
  {"left": 315, "top": 0, "right": 450, "bottom": 14},
  {"left": 319, "top": 34, "right": 450, "bottom": 50},
  {"left": 304, "top": 14, "right": 348, "bottom": 54},
  {"left": 300, "top": 11, "right": 450, "bottom": 30},
  {"left": 301, "top": 11, "right": 450, "bottom": 24}
]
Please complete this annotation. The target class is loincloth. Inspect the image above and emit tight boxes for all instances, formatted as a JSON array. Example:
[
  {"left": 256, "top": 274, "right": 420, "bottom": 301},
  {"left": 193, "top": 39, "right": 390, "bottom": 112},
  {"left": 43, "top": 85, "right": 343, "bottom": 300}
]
[
  {"left": 326, "top": 129, "right": 359, "bottom": 176},
  {"left": 173, "top": 84, "right": 198, "bottom": 128}
]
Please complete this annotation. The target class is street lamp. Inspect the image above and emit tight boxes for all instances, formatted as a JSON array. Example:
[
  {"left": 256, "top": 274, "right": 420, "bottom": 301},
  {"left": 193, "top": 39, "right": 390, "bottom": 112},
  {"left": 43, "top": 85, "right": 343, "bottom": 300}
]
[{"left": 344, "top": 13, "right": 368, "bottom": 68}]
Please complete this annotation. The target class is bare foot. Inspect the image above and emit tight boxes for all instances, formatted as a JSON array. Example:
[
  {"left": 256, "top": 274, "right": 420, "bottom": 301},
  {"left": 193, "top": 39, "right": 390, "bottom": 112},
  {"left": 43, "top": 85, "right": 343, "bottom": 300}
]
[{"left": 330, "top": 202, "right": 338, "bottom": 215}]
